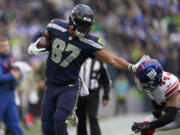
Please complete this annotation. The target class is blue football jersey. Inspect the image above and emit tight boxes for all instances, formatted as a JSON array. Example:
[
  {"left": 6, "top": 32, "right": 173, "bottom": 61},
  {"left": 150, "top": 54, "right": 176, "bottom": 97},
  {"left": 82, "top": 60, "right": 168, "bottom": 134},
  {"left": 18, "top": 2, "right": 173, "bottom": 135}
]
[{"left": 45, "top": 19, "right": 104, "bottom": 84}]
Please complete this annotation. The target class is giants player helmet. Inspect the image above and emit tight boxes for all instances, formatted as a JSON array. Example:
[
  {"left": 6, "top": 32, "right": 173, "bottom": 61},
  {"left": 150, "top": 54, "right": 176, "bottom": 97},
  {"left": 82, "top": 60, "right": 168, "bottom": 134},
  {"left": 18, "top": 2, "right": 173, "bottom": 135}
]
[
  {"left": 69, "top": 4, "right": 95, "bottom": 37},
  {"left": 135, "top": 59, "right": 163, "bottom": 92}
]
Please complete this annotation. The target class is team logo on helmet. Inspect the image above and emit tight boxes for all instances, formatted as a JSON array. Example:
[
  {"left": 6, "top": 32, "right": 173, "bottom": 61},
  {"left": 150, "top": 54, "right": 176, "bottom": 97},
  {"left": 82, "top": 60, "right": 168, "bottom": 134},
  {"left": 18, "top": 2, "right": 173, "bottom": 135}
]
[
  {"left": 136, "top": 59, "right": 163, "bottom": 92},
  {"left": 147, "top": 69, "right": 157, "bottom": 80},
  {"left": 69, "top": 4, "right": 95, "bottom": 37}
]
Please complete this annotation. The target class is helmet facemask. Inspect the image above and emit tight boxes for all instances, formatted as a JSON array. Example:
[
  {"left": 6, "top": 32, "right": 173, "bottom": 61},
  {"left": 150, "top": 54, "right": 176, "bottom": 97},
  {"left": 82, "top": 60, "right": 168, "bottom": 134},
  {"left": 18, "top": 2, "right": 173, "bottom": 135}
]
[
  {"left": 135, "top": 59, "right": 163, "bottom": 93},
  {"left": 141, "top": 81, "right": 157, "bottom": 93},
  {"left": 73, "top": 18, "right": 93, "bottom": 37},
  {"left": 135, "top": 78, "right": 155, "bottom": 93},
  {"left": 69, "top": 4, "right": 95, "bottom": 38}
]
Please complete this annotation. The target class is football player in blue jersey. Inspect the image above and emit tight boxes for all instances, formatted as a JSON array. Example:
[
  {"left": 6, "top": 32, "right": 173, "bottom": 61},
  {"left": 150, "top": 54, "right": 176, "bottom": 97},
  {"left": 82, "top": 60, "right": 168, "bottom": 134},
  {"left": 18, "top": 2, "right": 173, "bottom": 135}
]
[{"left": 28, "top": 3, "right": 150, "bottom": 135}]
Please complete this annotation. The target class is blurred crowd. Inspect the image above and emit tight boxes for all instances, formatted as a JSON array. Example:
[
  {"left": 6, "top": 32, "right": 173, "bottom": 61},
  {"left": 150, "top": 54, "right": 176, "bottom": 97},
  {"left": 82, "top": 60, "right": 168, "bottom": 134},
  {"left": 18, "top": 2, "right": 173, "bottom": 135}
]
[
  {"left": 78, "top": 0, "right": 180, "bottom": 76},
  {"left": 0, "top": 0, "right": 180, "bottom": 122}
]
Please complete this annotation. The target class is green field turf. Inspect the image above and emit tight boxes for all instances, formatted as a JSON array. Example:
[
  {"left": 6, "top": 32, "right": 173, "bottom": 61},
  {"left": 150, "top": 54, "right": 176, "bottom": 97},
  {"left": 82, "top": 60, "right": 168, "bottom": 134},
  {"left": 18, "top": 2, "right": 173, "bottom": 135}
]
[
  {"left": 23, "top": 117, "right": 180, "bottom": 135},
  {"left": 134, "top": 129, "right": 180, "bottom": 135},
  {"left": 24, "top": 121, "right": 180, "bottom": 135},
  {"left": 25, "top": 128, "right": 180, "bottom": 135},
  {"left": 23, "top": 120, "right": 41, "bottom": 135}
]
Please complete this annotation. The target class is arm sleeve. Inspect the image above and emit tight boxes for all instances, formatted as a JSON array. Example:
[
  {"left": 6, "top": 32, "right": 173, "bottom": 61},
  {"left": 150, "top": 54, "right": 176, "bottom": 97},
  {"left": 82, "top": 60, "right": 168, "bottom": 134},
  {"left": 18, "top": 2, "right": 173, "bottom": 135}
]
[
  {"left": 0, "top": 62, "right": 14, "bottom": 82},
  {"left": 99, "top": 62, "right": 112, "bottom": 100},
  {"left": 149, "top": 107, "right": 177, "bottom": 129},
  {"left": 151, "top": 100, "right": 163, "bottom": 119}
]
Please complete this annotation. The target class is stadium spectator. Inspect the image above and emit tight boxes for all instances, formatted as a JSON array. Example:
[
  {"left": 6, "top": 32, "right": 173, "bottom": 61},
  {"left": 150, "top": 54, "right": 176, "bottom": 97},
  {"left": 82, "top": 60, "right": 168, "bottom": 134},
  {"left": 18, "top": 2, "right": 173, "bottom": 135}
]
[
  {"left": 114, "top": 73, "right": 130, "bottom": 115},
  {"left": 0, "top": 37, "right": 24, "bottom": 135},
  {"left": 17, "top": 59, "right": 46, "bottom": 128}
]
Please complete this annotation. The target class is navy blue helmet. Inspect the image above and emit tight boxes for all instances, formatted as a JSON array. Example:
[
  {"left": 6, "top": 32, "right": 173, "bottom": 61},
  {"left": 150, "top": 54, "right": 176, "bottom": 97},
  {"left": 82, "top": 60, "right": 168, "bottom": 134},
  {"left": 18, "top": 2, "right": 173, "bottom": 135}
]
[
  {"left": 136, "top": 59, "right": 163, "bottom": 91},
  {"left": 69, "top": 4, "right": 95, "bottom": 37}
]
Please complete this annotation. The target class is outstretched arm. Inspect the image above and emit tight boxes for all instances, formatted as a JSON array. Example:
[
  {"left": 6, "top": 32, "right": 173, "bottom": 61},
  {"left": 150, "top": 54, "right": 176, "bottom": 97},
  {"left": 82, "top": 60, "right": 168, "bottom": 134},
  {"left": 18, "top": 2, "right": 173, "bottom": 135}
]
[
  {"left": 94, "top": 50, "right": 150, "bottom": 72},
  {"left": 94, "top": 49, "right": 129, "bottom": 71}
]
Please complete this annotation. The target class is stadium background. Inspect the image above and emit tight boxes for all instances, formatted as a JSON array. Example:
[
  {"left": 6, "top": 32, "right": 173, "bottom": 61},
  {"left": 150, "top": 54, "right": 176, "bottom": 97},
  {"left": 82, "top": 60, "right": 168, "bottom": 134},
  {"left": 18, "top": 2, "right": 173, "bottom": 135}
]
[{"left": 0, "top": 0, "right": 180, "bottom": 135}]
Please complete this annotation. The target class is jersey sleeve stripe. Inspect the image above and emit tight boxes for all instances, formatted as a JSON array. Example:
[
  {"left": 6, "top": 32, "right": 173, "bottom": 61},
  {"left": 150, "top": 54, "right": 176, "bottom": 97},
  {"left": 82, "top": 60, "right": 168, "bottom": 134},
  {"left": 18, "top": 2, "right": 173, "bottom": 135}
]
[
  {"left": 80, "top": 38, "right": 104, "bottom": 49},
  {"left": 165, "top": 83, "right": 179, "bottom": 98},
  {"left": 47, "top": 23, "right": 67, "bottom": 32},
  {"left": 165, "top": 81, "right": 178, "bottom": 93}
]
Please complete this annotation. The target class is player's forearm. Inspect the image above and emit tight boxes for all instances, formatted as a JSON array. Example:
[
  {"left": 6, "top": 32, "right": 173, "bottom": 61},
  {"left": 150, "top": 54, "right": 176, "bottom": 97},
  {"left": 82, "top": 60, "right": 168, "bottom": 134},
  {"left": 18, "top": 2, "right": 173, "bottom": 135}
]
[
  {"left": 111, "top": 56, "right": 130, "bottom": 70},
  {"left": 149, "top": 107, "right": 177, "bottom": 129},
  {"left": 151, "top": 100, "right": 163, "bottom": 118},
  {"left": 94, "top": 51, "right": 130, "bottom": 70},
  {"left": 94, "top": 50, "right": 138, "bottom": 72}
]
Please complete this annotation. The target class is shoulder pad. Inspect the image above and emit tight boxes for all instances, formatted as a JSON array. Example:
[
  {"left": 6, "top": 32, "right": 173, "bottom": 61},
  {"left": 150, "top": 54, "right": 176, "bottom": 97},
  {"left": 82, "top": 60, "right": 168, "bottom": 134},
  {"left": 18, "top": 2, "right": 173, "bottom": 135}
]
[
  {"left": 47, "top": 19, "right": 68, "bottom": 32},
  {"left": 80, "top": 34, "right": 104, "bottom": 49},
  {"left": 159, "top": 72, "right": 179, "bottom": 98}
]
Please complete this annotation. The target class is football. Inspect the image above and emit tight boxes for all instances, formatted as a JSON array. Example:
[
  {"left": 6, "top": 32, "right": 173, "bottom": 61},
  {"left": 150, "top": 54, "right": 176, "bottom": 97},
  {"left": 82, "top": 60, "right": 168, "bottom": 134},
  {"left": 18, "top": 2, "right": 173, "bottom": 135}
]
[{"left": 37, "top": 37, "right": 51, "bottom": 51}]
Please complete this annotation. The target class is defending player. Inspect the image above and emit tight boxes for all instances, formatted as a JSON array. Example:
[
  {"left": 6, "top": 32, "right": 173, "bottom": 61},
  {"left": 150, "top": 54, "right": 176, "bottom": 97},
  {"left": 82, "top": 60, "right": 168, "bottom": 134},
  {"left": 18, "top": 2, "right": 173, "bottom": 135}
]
[
  {"left": 28, "top": 4, "right": 149, "bottom": 135},
  {"left": 131, "top": 59, "right": 180, "bottom": 135}
]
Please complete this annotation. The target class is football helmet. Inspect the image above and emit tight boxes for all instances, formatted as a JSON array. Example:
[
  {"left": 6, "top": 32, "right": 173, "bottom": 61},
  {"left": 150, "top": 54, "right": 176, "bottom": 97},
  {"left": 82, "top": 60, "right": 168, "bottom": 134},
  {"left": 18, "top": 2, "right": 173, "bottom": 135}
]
[
  {"left": 135, "top": 59, "right": 163, "bottom": 92},
  {"left": 69, "top": 4, "right": 95, "bottom": 37}
]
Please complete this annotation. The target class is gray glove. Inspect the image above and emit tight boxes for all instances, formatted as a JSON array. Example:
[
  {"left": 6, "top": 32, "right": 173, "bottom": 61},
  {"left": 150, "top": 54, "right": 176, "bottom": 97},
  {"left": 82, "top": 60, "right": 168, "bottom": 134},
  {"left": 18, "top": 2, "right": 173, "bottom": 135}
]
[{"left": 128, "top": 55, "right": 151, "bottom": 72}]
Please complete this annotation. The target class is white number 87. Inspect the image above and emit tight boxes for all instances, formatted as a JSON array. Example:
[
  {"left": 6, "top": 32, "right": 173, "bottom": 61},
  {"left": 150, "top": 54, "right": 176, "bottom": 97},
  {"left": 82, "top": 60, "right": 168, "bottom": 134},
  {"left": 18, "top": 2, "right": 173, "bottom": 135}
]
[{"left": 51, "top": 38, "right": 81, "bottom": 67}]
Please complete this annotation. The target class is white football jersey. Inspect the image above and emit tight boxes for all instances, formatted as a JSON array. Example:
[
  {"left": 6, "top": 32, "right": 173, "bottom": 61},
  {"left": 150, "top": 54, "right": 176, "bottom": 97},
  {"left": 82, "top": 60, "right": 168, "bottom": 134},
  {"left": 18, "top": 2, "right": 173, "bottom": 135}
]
[{"left": 146, "top": 71, "right": 180, "bottom": 105}]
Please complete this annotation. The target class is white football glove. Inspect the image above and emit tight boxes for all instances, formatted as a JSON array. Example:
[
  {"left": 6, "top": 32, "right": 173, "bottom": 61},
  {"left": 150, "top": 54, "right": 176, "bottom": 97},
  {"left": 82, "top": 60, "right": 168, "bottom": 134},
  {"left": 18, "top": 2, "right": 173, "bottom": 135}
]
[
  {"left": 128, "top": 55, "right": 151, "bottom": 72},
  {"left": 28, "top": 38, "right": 49, "bottom": 56}
]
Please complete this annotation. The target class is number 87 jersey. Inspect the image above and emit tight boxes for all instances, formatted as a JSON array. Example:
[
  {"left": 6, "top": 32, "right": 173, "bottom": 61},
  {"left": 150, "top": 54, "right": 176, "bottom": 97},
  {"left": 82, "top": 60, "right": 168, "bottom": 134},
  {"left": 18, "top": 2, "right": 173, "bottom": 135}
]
[
  {"left": 147, "top": 71, "right": 180, "bottom": 106},
  {"left": 45, "top": 19, "right": 104, "bottom": 85}
]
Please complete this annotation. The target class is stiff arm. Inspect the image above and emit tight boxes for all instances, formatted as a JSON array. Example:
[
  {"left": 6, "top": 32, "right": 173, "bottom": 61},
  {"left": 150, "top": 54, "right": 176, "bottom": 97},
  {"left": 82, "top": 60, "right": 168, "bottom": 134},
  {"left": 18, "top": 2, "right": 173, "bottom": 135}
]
[{"left": 94, "top": 49, "right": 130, "bottom": 71}]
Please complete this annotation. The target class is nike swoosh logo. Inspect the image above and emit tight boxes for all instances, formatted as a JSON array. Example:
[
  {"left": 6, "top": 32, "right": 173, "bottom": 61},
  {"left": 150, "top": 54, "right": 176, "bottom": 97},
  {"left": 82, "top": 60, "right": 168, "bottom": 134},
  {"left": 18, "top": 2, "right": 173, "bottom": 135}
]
[{"left": 68, "top": 84, "right": 75, "bottom": 87}]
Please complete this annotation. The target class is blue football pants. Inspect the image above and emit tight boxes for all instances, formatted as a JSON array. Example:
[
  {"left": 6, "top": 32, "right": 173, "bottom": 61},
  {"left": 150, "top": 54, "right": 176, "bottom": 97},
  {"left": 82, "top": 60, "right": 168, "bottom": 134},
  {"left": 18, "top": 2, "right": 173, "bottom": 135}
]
[{"left": 41, "top": 80, "right": 80, "bottom": 135}]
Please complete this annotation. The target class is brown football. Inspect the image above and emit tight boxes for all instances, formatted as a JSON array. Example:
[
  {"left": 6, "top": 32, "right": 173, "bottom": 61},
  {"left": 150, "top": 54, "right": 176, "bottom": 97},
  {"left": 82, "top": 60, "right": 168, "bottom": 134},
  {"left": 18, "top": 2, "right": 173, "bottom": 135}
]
[{"left": 37, "top": 37, "right": 51, "bottom": 51}]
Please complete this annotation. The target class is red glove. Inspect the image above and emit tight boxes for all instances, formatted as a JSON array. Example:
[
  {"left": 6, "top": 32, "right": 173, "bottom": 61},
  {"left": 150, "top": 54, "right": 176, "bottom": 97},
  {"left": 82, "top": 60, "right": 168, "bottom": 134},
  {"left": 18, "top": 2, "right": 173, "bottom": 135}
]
[{"left": 141, "top": 121, "right": 155, "bottom": 135}]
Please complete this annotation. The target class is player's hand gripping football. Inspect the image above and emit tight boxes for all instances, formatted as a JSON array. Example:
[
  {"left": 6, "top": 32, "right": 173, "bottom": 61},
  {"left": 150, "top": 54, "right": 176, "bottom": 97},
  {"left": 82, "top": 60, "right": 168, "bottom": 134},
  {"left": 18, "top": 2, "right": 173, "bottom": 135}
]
[
  {"left": 129, "top": 55, "right": 151, "bottom": 72},
  {"left": 131, "top": 122, "right": 151, "bottom": 133},
  {"left": 28, "top": 38, "right": 49, "bottom": 56}
]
